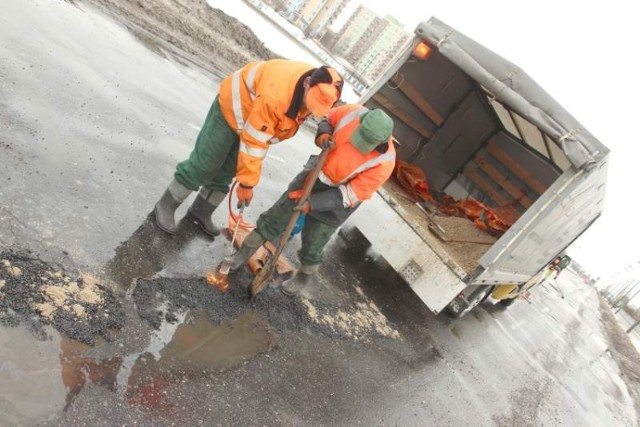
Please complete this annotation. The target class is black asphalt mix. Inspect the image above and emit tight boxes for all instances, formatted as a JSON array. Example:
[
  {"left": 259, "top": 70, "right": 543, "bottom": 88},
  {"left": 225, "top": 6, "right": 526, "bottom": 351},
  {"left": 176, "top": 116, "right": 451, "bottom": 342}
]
[
  {"left": 133, "top": 272, "right": 399, "bottom": 341},
  {"left": 0, "top": 251, "right": 124, "bottom": 345}
]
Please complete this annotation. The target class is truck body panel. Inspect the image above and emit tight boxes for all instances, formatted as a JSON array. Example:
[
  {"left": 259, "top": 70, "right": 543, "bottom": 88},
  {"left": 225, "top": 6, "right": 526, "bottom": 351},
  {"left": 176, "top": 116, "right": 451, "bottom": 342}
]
[
  {"left": 349, "top": 191, "right": 467, "bottom": 314},
  {"left": 475, "top": 160, "right": 607, "bottom": 285}
]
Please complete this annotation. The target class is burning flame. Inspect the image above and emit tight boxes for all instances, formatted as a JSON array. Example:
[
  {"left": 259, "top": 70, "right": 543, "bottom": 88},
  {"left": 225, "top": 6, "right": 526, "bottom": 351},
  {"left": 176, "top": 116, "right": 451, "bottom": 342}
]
[{"left": 206, "top": 271, "right": 230, "bottom": 293}]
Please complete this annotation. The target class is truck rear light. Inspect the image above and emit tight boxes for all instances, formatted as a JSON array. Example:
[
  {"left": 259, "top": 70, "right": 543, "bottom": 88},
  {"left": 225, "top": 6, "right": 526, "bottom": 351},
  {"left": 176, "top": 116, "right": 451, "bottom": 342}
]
[{"left": 412, "top": 41, "right": 432, "bottom": 60}]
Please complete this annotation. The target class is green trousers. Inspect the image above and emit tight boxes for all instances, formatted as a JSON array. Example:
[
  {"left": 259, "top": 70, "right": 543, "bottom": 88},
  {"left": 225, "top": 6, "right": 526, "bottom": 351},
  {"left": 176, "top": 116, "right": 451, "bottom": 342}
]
[
  {"left": 256, "top": 192, "right": 338, "bottom": 267},
  {"left": 175, "top": 96, "right": 239, "bottom": 192}
]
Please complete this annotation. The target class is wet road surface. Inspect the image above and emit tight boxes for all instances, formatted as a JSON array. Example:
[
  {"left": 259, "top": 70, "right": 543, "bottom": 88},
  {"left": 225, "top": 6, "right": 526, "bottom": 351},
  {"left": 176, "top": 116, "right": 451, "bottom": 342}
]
[
  {"left": 617, "top": 310, "right": 640, "bottom": 352},
  {"left": 0, "top": 1, "right": 637, "bottom": 425}
]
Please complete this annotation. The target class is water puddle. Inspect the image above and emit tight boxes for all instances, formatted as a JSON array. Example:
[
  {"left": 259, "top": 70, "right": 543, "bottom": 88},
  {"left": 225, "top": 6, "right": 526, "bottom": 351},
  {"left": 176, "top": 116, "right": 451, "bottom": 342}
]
[
  {"left": 110, "top": 309, "right": 276, "bottom": 417},
  {"left": 0, "top": 308, "right": 275, "bottom": 423},
  {"left": 103, "top": 216, "right": 202, "bottom": 288},
  {"left": 131, "top": 309, "right": 275, "bottom": 377},
  {"left": 0, "top": 325, "right": 66, "bottom": 425}
]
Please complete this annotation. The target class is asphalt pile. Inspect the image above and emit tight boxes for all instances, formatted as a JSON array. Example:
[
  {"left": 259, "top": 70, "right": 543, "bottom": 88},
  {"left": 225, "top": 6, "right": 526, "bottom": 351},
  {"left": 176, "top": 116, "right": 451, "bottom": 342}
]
[
  {"left": 134, "top": 275, "right": 314, "bottom": 332},
  {"left": 0, "top": 251, "right": 124, "bottom": 344},
  {"left": 132, "top": 273, "right": 400, "bottom": 341}
]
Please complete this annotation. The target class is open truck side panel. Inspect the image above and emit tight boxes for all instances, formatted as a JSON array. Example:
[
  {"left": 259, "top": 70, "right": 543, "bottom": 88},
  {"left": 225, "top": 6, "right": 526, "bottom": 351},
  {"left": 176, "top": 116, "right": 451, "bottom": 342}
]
[
  {"left": 351, "top": 191, "right": 468, "bottom": 314},
  {"left": 344, "top": 17, "right": 609, "bottom": 315}
]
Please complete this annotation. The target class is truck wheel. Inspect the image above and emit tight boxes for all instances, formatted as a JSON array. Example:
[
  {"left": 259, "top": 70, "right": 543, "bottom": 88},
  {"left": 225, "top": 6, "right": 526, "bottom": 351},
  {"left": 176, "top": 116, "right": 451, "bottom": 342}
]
[
  {"left": 499, "top": 298, "right": 517, "bottom": 308},
  {"left": 337, "top": 226, "right": 371, "bottom": 254},
  {"left": 447, "top": 286, "right": 491, "bottom": 319}
]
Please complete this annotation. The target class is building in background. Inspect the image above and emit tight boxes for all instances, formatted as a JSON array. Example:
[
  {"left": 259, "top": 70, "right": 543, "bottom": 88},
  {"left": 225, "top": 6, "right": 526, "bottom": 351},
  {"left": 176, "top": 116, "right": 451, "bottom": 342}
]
[
  {"left": 261, "top": 0, "right": 284, "bottom": 9},
  {"left": 354, "top": 15, "right": 410, "bottom": 82},
  {"left": 303, "top": 0, "right": 350, "bottom": 39},
  {"left": 277, "top": 0, "right": 349, "bottom": 39},
  {"left": 331, "top": 5, "right": 377, "bottom": 57},
  {"left": 246, "top": 0, "right": 410, "bottom": 89},
  {"left": 331, "top": 6, "right": 411, "bottom": 83}
]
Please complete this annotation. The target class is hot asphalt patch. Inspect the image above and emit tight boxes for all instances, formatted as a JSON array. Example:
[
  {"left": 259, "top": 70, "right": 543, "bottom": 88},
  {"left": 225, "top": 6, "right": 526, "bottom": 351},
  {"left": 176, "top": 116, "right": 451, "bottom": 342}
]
[
  {"left": 0, "top": 251, "right": 124, "bottom": 344},
  {"left": 132, "top": 271, "right": 399, "bottom": 341}
]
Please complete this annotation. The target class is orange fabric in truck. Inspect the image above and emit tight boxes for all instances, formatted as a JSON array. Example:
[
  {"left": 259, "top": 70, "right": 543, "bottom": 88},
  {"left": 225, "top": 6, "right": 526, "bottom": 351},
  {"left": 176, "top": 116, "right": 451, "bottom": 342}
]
[
  {"left": 439, "top": 197, "right": 513, "bottom": 236},
  {"left": 393, "top": 161, "right": 515, "bottom": 237},
  {"left": 394, "top": 160, "right": 432, "bottom": 201}
]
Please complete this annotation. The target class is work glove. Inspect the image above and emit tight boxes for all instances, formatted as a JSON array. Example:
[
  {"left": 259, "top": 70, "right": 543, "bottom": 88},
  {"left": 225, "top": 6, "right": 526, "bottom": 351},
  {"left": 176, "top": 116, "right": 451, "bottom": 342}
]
[
  {"left": 288, "top": 189, "right": 304, "bottom": 200},
  {"left": 315, "top": 133, "right": 336, "bottom": 150},
  {"left": 288, "top": 189, "right": 311, "bottom": 213},
  {"left": 236, "top": 184, "right": 253, "bottom": 209}
]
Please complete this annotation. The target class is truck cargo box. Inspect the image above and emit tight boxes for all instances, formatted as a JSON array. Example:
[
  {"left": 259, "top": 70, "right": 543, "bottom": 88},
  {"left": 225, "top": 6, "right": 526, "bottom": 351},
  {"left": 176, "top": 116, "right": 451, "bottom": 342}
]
[{"left": 345, "top": 17, "right": 609, "bottom": 315}]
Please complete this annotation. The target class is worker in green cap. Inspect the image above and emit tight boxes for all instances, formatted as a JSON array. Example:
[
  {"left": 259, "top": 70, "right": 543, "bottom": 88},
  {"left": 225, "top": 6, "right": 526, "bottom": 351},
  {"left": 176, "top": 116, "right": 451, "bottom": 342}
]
[{"left": 229, "top": 104, "right": 396, "bottom": 295}]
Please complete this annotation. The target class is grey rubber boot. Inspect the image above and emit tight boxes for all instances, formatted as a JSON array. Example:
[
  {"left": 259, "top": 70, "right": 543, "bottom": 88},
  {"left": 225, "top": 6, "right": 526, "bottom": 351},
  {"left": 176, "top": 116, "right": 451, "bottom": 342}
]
[
  {"left": 187, "top": 188, "right": 226, "bottom": 236},
  {"left": 281, "top": 264, "right": 319, "bottom": 296},
  {"left": 154, "top": 179, "right": 192, "bottom": 234},
  {"left": 229, "top": 230, "right": 265, "bottom": 271}
]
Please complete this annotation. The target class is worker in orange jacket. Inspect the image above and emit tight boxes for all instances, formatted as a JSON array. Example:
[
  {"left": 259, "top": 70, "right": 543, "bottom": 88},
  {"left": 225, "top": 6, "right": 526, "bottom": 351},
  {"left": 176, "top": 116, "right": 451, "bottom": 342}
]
[
  {"left": 153, "top": 60, "right": 343, "bottom": 236},
  {"left": 230, "top": 104, "right": 396, "bottom": 295}
]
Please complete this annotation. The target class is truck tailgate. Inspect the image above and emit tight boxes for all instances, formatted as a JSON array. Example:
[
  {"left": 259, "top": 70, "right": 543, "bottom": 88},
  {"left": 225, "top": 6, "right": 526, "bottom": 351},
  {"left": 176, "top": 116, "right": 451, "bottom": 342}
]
[
  {"left": 348, "top": 190, "right": 468, "bottom": 314},
  {"left": 379, "top": 180, "right": 496, "bottom": 276}
]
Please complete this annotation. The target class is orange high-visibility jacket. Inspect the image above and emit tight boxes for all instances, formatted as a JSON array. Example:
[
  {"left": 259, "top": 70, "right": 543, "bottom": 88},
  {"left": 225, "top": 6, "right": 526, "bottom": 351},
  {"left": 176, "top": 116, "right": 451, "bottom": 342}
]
[
  {"left": 318, "top": 104, "right": 396, "bottom": 208},
  {"left": 218, "top": 60, "right": 316, "bottom": 187}
]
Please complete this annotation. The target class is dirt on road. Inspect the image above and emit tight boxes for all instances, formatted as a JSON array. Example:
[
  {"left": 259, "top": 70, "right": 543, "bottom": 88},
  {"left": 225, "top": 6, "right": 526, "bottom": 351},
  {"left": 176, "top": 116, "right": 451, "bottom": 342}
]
[
  {"left": 76, "top": 0, "right": 279, "bottom": 76},
  {"left": 599, "top": 297, "right": 640, "bottom": 417}
]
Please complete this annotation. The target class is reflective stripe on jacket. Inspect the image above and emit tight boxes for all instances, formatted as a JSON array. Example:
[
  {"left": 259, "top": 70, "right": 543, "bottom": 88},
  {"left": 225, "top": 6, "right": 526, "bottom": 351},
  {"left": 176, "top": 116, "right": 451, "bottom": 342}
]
[
  {"left": 317, "top": 104, "right": 396, "bottom": 208},
  {"left": 218, "top": 60, "right": 316, "bottom": 187}
]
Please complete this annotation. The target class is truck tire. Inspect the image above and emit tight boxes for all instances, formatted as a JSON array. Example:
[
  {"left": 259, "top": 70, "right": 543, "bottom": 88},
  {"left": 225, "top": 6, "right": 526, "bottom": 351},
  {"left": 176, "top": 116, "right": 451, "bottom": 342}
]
[
  {"left": 337, "top": 225, "right": 371, "bottom": 254},
  {"left": 499, "top": 298, "right": 517, "bottom": 308},
  {"left": 447, "top": 286, "right": 492, "bottom": 319}
]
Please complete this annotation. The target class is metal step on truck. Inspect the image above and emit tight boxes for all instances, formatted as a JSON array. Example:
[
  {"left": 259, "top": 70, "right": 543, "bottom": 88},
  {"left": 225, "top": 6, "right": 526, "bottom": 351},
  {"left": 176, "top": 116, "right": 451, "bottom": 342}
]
[{"left": 341, "top": 17, "right": 609, "bottom": 318}]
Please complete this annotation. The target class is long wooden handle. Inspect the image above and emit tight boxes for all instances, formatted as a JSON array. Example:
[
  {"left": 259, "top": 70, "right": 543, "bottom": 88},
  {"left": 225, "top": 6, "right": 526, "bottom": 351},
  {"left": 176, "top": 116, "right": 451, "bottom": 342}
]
[
  {"left": 294, "top": 150, "right": 330, "bottom": 209},
  {"left": 250, "top": 150, "right": 330, "bottom": 297}
]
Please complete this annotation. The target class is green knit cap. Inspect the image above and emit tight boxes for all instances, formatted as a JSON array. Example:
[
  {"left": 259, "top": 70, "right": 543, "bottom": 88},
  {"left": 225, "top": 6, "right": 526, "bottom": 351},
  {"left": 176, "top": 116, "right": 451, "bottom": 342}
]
[{"left": 350, "top": 109, "right": 394, "bottom": 154}]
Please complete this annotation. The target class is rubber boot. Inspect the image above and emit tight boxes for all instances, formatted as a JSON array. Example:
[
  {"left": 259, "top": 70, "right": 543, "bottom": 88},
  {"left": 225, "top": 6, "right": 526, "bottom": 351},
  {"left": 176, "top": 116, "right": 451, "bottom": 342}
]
[
  {"left": 187, "top": 188, "right": 226, "bottom": 236},
  {"left": 229, "top": 230, "right": 265, "bottom": 272},
  {"left": 281, "top": 264, "right": 319, "bottom": 296},
  {"left": 154, "top": 179, "right": 192, "bottom": 234}
]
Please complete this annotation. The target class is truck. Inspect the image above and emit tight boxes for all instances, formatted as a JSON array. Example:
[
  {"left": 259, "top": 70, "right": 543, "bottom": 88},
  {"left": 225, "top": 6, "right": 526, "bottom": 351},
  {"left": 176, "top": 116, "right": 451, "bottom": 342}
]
[{"left": 341, "top": 17, "right": 609, "bottom": 317}]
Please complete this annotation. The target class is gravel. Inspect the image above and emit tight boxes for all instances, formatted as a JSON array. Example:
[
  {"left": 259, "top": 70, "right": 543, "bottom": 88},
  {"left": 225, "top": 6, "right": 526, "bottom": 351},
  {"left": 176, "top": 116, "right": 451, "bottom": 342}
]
[{"left": 132, "top": 271, "right": 399, "bottom": 341}]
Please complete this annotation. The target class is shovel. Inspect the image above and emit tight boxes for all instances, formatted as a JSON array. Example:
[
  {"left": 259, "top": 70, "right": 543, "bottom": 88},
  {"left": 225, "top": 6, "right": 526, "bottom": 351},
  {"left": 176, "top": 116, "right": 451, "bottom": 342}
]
[{"left": 250, "top": 149, "right": 329, "bottom": 297}]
